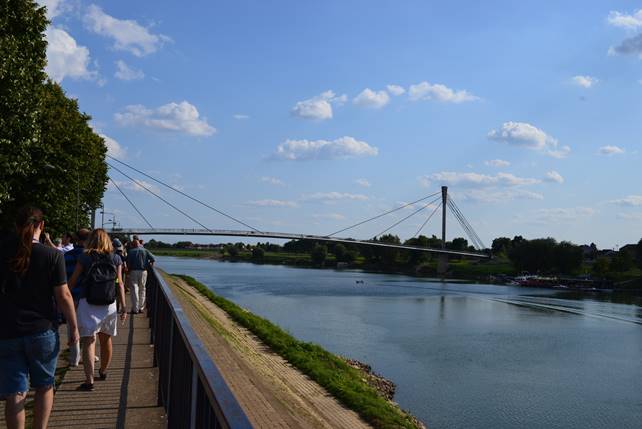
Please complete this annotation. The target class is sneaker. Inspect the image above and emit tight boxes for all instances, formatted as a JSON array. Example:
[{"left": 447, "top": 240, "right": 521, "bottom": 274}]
[{"left": 78, "top": 382, "right": 94, "bottom": 391}]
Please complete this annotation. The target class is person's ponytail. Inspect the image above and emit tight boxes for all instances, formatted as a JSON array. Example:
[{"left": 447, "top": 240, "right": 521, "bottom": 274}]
[{"left": 10, "top": 206, "right": 44, "bottom": 274}]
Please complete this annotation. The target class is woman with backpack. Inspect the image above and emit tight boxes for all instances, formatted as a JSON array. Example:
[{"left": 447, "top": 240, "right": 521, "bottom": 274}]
[
  {"left": 0, "top": 206, "right": 79, "bottom": 429},
  {"left": 69, "top": 228, "right": 127, "bottom": 391}
]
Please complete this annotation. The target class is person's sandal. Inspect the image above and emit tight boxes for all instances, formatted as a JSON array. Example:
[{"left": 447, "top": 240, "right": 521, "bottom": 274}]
[
  {"left": 98, "top": 370, "right": 107, "bottom": 381},
  {"left": 79, "top": 382, "right": 94, "bottom": 391}
]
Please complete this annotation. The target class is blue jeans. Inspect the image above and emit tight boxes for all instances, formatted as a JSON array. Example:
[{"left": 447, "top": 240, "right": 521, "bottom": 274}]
[{"left": 0, "top": 329, "right": 60, "bottom": 397}]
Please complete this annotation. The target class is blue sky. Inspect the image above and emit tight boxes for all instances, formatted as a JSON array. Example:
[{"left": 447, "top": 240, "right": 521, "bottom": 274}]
[{"left": 41, "top": 0, "right": 642, "bottom": 248}]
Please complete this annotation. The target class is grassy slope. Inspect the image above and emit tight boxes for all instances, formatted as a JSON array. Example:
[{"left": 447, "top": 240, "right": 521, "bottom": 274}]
[{"left": 172, "top": 273, "right": 422, "bottom": 429}]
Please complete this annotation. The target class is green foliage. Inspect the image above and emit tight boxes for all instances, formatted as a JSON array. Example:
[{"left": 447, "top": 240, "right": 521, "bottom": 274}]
[
  {"left": 251, "top": 247, "right": 265, "bottom": 261},
  {"left": 610, "top": 251, "right": 634, "bottom": 273},
  {"left": 491, "top": 237, "right": 512, "bottom": 255},
  {"left": 508, "top": 237, "right": 582, "bottom": 274},
  {"left": 0, "top": 3, "right": 107, "bottom": 234},
  {"left": 0, "top": 0, "right": 48, "bottom": 206},
  {"left": 173, "top": 274, "right": 421, "bottom": 429},
  {"left": 27, "top": 81, "right": 107, "bottom": 233},
  {"left": 636, "top": 239, "right": 642, "bottom": 270},
  {"left": 225, "top": 244, "right": 239, "bottom": 258},
  {"left": 592, "top": 258, "right": 610, "bottom": 278},
  {"left": 310, "top": 243, "right": 327, "bottom": 266}
]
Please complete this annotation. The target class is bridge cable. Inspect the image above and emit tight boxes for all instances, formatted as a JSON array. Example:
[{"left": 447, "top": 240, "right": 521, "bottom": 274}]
[
  {"left": 449, "top": 197, "right": 485, "bottom": 249},
  {"left": 327, "top": 191, "right": 441, "bottom": 237},
  {"left": 414, "top": 201, "right": 442, "bottom": 238},
  {"left": 108, "top": 177, "right": 154, "bottom": 229},
  {"left": 447, "top": 199, "right": 482, "bottom": 250},
  {"left": 106, "top": 156, "right": 261, "bottom": 232},
  {"left": 444, "top": 197, "right": 480, "bottom": 249},
  {"left": 374, "top": 195, "right": 442, "bottom": 238},
  {"left": 108, "top": 163, "right": 215, "bottom": 232},
  {"left": 447, "top": 197, "right": 485, "bottom": 249}
]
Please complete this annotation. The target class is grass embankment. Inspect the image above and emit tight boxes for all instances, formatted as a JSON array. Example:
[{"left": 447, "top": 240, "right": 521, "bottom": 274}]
[{"left": 172, "top": 273, "right": 422, "bottom": 429}]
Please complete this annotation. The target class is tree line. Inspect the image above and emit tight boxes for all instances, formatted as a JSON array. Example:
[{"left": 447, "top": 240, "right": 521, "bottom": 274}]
[{"left": 1, "top": 1, "right": 107, "bottom": 234}]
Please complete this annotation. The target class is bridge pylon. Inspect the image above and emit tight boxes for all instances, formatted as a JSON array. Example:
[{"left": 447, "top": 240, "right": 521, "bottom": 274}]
[{"left": 438, "top": 186, "right": 449, "bottom": 275}]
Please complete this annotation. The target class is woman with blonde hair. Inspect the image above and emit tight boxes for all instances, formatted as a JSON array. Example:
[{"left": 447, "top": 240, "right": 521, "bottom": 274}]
[{"left": 69, "top": 229, "right": 126, "bottom": 391}]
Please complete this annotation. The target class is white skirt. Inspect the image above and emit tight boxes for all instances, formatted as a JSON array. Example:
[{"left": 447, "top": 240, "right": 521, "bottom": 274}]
[{"left": 77, "top": 298, "right": 118, "bottom": 337}]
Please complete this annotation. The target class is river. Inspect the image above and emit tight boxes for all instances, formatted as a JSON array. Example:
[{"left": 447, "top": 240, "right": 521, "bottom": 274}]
[{"left": 157, "top": 256, "right": 642, "bottom": 429}]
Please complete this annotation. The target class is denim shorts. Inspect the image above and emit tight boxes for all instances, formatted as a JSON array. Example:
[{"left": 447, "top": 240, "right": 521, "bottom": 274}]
[{"left": 0, "top": 329, "right": 60, "bottom": 397}]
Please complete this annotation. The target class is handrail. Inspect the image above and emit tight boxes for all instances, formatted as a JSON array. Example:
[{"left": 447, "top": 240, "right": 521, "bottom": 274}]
[{"left": 147, "top": 267, "right": 253, "bottom": 428}]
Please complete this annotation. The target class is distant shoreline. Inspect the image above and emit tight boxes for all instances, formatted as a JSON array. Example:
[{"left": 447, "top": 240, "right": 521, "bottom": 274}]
[{"left": 150, "top": 247, "right": 642, "bottom": 294}]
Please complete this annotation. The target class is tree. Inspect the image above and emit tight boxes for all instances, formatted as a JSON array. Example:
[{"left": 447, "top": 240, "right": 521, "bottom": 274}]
[
  {"left": 0, "top": 0, "right": 48, "bottom": 208},
  {"left": 491, "top": 237, "right": 512, "bottom": 255},
  {"left": 592, "top": 258, "right": 609, "bottom": 278},
  {"left": 226, "top": 245, "right": 239, "bottom": 258},
  {"left": 553, "top": 241, "right": 583, "bottom": 274},
  {"left": 610, "top": 251, "right": 634, "bottom": 273},
  {"left": 310, "top": 243, "right": 327, "bottom": 266},
  {"left": 251, "top": 247, "right": 265, "bottom": 261},
  {"left": 636, "top": 239, "right": 642, "bottom": 269}
]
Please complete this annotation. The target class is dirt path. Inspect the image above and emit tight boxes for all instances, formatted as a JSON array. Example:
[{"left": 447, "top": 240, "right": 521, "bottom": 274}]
[{"left": 165, "top": 273, "right": 371, "bottom": 429}]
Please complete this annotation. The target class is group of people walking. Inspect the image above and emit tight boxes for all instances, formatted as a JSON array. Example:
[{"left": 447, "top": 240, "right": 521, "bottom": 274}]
[{"left": 0, "top": 206, "right": 155, "bottom": 429}]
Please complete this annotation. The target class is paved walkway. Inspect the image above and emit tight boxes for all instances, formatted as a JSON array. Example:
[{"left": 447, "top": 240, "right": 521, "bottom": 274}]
[
  {"left": 166, "top": 273, "right": 371, "bottom": 429},
  {"left": 1, "top": 306, "right": 165, "bottom": 429}
]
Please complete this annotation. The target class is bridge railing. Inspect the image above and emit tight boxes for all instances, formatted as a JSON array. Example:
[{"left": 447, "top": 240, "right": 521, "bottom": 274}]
[{"left": 147, "top": 267, "right": 253, "bottom": 429}]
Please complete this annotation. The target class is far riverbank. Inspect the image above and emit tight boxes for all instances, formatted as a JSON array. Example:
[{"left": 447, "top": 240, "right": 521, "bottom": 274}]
[{"left": 148, "top": 247, "right": 642, "bottom": 293}]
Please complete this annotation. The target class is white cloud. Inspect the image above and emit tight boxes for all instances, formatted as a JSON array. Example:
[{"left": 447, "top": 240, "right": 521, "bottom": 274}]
[
  {"left": 355, "top": 178, "right": 371, "bottom": 187},
  {"left": 291, "top": 90, "right": 346, "bottom": 120},
  {"left": 408, "top": 81, "right": 479, "bottom": 103},
  {"left": 246, "top": 199, "right": 298, "bottom": 208},
  {"left": 233, "top": 114, "right": 250, "bottom": 120},
  {"left": 115, "top": 101, "right": 216, "bottom": 136},
  {"left": 571, "top": 75, "right": 598, "bottom": 88},
  {"left": 518, "top": 207, "right": 596, "bottom": 224},
  {"left": 273, "top": 136, "right": 378, "bottom": 161},
  {"left": 611, "top": 195, "right": 642, "bottom": 206},
  {"left": 110, "top": 179, "right": 160, "bottom": 194},
  {"left": 617, "top": 212, "right": 642, "bottom": 221},
  {"left": 101, "top": 134, "right": 126, "bottom": 159},
  {"left": 459, "top": 189, "right": 544, "bottom": 203},
  {"left": 260, "top": 176, "right": 285, "bottom": 186},
  {"left": 312, "top": 213, "right": 346, "bottom": 220},
  {"left": 488, "top": 122, "right": 570, "bottom": 158},
  {"left": 386, "top": 84, "right": 405, "bottom": 96},
  {"left": 45, "top": 27, "right": 96, "bottom": 82},
  {"left": 610, "top": 34, "right": 642, "bottom": 57},
  {"left": 484, "top": 159, "right": 510, "bottom": 168},
  {"left": 599, "top": 145, "right": 625, "bottom": 155},
  {"left": 84, "top": 5, "right": 170, "bottom": 57},
  {"left": 302, "top": 192, "right": 368, "bottom": 202},
  {"left": 38, "top": 0, "right": 67, "bottom": 19},
  {"left": 544, "top": 170, "right": 564, "bottom": 184},
  {"left": 114, "top": 60, "right": 144, "bottom": 80},
  {"left": 353, "top": 88, "right": 390, "bottom": 108},
  {"left": 607, "top": 10, "right": 642, "bottom": 29},
  {"left": 420, "top": 171, "right": 540, "bottom": 188}
]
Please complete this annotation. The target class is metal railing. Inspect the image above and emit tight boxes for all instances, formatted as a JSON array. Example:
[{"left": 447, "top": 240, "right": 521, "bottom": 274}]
[{"left": 147, "top": 268, "right": 253, "bottom": 428}]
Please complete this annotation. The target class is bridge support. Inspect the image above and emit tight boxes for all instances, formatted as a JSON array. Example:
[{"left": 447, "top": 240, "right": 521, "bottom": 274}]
[{"left": 438, "top": 186, "right": 448, "bottom": 275}]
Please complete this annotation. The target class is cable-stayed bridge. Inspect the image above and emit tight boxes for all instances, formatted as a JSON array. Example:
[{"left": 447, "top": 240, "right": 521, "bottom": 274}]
[{"left": 104, "top": 156, "right": 491, "bottom": 259}]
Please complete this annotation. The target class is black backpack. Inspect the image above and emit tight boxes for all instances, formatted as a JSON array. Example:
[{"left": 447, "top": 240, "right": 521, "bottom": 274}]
[{"left": 84, "top": 253, "right": 117, "bottom": 305}]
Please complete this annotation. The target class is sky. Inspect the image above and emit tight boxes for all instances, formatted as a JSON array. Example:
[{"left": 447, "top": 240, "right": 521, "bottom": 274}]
[{"left": 39, "top": 0, "right": 642, "bottom": 249}]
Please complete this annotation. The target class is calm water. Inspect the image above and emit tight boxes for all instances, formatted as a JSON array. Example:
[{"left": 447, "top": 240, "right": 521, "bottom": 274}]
[{"left": 158, "top": 257, "right": 642, "bottom": 429}]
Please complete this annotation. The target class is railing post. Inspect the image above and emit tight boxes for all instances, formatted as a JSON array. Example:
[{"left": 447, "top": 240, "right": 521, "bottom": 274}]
[
  {"left": 165, "top": 319, "right": 174, "bottom": 420},
  {"left": 190, "top": 366, "right": 198, "bottom": 429}
]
